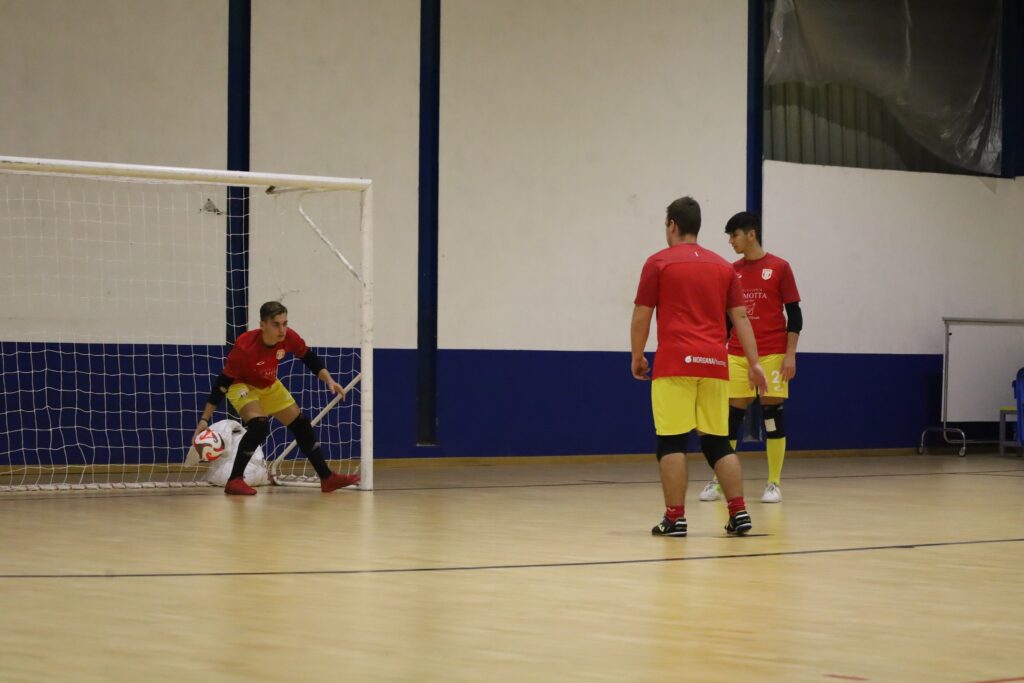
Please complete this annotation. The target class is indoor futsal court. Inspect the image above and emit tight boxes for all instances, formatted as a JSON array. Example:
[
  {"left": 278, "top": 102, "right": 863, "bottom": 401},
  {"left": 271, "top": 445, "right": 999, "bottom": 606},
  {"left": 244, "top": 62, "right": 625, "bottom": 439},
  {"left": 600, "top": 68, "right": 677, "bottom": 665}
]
[
  {"left": 3, "top": 1, "right": 1024, "bottom": 682},
  {"left": 2, "top": 452, "right": 1023, "bottom": 682}
]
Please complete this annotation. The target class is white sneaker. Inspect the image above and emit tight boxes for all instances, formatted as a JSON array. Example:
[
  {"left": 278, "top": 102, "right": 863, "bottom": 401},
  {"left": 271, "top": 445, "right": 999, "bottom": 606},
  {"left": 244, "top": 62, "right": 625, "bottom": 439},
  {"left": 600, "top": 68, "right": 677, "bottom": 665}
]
[
  {"left": 699, "top": 480, "right": 722, "bottom": 501},
  {"left": 761, "top": 482, "right": 782, "bottom": 503}
]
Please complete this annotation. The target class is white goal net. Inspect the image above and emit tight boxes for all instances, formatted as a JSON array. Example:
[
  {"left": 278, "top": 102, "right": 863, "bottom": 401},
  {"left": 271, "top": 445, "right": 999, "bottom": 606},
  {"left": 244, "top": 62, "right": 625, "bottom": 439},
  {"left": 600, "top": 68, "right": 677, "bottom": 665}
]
[{"left": 0, "top": 156, "right": 373, "bottom": 492}]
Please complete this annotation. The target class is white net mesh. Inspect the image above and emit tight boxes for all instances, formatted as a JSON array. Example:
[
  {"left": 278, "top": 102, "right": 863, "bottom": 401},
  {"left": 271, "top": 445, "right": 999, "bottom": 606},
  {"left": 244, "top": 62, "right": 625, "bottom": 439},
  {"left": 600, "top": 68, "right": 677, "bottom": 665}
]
[
  {"left": 0, "top": 165, "right": 367, "bottom": 491},
  {"left": 251, "top": 189, "right": 364, "bottom": 485}
]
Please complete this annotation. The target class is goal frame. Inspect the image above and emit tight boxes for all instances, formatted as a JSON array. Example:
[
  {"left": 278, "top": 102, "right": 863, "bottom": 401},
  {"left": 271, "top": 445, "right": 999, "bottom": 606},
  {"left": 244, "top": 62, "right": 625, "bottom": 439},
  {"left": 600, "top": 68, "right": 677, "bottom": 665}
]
[{"left": 0, "top": 155, "right": 374, "bottom": 491}]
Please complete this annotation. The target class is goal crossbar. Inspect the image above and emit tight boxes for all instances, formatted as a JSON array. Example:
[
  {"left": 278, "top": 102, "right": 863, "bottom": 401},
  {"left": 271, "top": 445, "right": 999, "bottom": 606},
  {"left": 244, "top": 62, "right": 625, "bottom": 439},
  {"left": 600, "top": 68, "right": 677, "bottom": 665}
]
[{"left": 0, "top": 156, "right": 372, "bottom": 192}]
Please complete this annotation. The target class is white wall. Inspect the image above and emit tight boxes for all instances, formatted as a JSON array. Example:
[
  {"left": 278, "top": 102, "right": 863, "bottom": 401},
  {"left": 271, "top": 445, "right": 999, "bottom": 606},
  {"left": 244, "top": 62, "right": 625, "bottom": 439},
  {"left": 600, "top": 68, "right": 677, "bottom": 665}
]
[
  {"left": 763, "top": 161, "right": 1024, "bottom": 355},
  {"left": 249, "top": 0, "right": 420, "bottom": 349},
  {"left": 0, "top": 0, "right": 227, "bottom": 168},
  {"left": 437, "top": 0, "right": 748, "bottom": 351},
  {"left": 1, "top": 0, "right": 748, "bottom": 352},
  {"left": 0, "top": 0, "right": 422, "bottom": 349},
  {"left": 19, "top": 1, "right": 1017, "bottom": 363},
  {"left": 0, "top": 0, "right": 228, "bottom": 343}
]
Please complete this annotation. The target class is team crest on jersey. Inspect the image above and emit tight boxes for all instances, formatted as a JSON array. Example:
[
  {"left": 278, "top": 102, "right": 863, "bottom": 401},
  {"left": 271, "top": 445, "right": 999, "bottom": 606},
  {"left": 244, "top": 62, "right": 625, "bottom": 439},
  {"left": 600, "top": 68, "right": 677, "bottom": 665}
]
[
  {"left": 276, "top": 349, "right": 286, "bottom": 360},
  {"left": 761, "top": 268, "right": 774, "bottom": 280}
]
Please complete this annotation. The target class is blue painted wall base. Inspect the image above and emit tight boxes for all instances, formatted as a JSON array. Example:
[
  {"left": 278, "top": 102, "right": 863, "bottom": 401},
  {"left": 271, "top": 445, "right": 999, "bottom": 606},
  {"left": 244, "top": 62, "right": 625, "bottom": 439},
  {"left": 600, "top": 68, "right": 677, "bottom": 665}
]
[
  {"left": 2, "top": 344, "right": 944, "bottom": 465},
  {"left": 376, "top": 349, "right": 944, "bottom": 458}
]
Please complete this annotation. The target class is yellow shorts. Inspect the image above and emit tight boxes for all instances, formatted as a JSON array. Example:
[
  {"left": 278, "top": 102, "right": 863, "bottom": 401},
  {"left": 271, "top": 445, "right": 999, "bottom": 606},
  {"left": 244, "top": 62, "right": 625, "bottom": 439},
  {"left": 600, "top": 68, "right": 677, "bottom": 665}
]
[
  {"left": 729, "top": 354, "right": 789, "bottom": 399},
  {"left": 226, "top": 380, "right": 296, "bottom": 416},
  {"left": 651, "top": 376, "right": 729, "bottom": 436}
]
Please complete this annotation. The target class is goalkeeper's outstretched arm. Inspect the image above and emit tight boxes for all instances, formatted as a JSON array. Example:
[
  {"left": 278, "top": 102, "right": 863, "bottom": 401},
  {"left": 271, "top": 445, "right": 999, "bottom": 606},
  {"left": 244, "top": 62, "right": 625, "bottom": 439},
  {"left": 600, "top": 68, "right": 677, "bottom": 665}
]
[
  {"left": 195, "top": 373, "right": 233, "bottom": 441},
  {"left": 299, "top": 349, "right": 347, "bottom": 398}
]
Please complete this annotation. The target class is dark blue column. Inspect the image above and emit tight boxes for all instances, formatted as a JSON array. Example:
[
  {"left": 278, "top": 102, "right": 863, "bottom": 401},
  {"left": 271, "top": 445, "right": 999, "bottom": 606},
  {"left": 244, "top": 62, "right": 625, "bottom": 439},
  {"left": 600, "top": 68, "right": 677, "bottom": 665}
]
[
  {"left": 226, "top": 0, "right": 251, "bottom": 343},
  {"left": 417, "top": 0, "right": 441, "bottom": 445},
  {"left": 747, "top": 0, "right": 765, "bottom": 221},
  {"left": 1003, "top": 0, "right": 1023, "bottom": 178}
]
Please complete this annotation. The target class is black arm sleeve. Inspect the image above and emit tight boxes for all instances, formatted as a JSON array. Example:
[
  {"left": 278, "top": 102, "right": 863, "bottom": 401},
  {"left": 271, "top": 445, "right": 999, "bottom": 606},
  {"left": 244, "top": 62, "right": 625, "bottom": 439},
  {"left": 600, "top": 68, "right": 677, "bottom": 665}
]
[
  {"left": 300, "top": 349, "right": 327, "bottom": 376},
  {"left": 785, "top": 301, "right": 803, "bottom": 334},
  {"left": 205, "top": 373, "right": 233, "bottom": 407}
]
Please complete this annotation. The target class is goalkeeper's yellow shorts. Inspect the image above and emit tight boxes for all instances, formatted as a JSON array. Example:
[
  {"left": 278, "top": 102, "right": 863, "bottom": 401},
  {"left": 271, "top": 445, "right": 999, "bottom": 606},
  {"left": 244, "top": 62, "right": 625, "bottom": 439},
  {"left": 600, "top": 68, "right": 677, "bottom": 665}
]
[{"left": 227, "top": 380, "right": 296, "bottom": 415}]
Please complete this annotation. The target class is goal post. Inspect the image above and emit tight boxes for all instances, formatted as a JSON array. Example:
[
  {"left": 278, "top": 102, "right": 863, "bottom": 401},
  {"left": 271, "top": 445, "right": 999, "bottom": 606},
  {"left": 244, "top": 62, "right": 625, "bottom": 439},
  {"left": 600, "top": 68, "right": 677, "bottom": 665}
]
[{"left": 0, "top": 156, "right": 373, "bottom": 492}]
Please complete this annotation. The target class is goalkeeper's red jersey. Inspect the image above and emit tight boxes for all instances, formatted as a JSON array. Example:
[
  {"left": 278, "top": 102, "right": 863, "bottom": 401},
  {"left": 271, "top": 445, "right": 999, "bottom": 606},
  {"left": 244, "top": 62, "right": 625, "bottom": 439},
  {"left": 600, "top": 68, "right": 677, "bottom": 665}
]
[
  {"left": 223, "top": 328, "right": 309, "bottom": 388},
  {"left": 727, "top": 253, "right": 800, "bottom": 356},
  {"left": 634, "top": 243, "right": 744, "bottom": 380}
]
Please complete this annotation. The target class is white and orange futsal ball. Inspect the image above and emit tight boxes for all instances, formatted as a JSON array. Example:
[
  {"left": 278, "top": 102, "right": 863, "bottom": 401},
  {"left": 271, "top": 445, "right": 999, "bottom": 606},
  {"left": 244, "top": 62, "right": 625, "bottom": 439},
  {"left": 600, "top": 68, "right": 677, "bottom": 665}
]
[{"left": 193, "top": 428, "right": 226, "bottom": 462}]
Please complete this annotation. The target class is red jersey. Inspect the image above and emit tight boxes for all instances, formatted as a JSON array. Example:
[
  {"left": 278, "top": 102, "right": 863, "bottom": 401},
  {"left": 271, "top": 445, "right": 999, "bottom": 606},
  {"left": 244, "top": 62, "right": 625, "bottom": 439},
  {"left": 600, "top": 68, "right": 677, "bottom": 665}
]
[
  {"left": 223, "top": 328, "right": 310, "bottom": 388},
  {"left": 635, "top": 243, "right": 744, "bottom": 379},
  {"left": 727, "top": 252, "right": 800, "bottom": 356}
]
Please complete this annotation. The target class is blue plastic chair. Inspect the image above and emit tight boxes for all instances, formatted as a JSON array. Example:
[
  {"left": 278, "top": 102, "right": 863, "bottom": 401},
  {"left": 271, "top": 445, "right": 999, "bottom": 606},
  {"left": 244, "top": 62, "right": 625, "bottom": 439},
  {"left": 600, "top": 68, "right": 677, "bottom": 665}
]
[{"left": 1016, "top": 368, "right": 1024, "bottom": 448}]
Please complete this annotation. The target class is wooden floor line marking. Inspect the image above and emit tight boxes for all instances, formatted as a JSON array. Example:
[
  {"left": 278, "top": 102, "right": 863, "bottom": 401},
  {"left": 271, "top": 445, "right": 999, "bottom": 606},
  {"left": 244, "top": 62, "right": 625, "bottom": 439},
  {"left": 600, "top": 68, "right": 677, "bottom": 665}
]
[{"left": 2, "top": 536, "right": 1023, "bottom": 580}]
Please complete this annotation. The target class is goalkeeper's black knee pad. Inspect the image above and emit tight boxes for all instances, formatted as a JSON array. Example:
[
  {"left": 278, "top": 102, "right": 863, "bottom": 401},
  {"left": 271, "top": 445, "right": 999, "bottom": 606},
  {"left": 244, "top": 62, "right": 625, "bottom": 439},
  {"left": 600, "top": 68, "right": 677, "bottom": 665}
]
[
  {"left": 763, "top": 403, "right": 786, "bottom": 439},
  {"left": 287, "top": 414, "right": 319, "bottom": 452},
  {"left": 239, "top": 416, "right": 270, "bottom": 450}
]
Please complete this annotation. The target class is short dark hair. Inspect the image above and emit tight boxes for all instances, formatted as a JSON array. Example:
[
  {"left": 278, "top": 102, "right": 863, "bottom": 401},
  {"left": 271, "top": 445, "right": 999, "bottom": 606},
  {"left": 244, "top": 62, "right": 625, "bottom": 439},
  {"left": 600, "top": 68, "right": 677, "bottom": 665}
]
[
  {"left": 724, "top": 211, "right": 761, "bottom": 241},
  {"left": 259, "top": 301, "right": 288, "bottom": 321},
  {"left": 666, "top": 196, "right": 701, "bottom": 236}
]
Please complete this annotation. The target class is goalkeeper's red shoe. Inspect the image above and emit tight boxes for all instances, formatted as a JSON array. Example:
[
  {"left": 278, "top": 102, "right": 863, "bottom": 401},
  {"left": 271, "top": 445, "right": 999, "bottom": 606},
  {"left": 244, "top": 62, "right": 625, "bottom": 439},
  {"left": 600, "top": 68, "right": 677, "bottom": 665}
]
[
  {"left": 321, "top": 472, "right": 360, "bottom": 492},
  {"left": 224, "top": 477, "right": 257, "bottom": 495}
]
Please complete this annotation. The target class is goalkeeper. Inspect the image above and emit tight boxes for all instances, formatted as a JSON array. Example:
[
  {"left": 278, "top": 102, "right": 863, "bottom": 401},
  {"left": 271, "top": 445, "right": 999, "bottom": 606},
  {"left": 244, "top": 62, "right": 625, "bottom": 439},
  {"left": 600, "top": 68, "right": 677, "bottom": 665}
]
[{"left": 194, "top": 301, "right": 359, "bottom": 495}]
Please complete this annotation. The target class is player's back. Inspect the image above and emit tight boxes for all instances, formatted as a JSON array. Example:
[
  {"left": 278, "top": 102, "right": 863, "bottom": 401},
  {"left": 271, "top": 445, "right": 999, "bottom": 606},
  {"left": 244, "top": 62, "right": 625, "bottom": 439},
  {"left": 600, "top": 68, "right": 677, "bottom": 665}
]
[
  {"left": 640, "top": 243, "right": 738, "bottom": 379},
  {"left": 651, "top": 243, "right": 735, "bottom": 334}
]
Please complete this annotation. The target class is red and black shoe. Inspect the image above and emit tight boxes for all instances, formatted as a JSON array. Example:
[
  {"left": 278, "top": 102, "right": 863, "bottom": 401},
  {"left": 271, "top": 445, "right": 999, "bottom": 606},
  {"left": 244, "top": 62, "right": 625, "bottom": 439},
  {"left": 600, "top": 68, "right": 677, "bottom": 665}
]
[
  {"left": 725, "top": 510, "right": 752, "bottom": 536},
  {"left": 651, "top": 516, "right": 687, "bottom": 537},
  {"left": 224, "top": 477, "right": 257, "bottom": 496},
  {"left": 321, "top": 472, "right": 360, "bottom": 493}
]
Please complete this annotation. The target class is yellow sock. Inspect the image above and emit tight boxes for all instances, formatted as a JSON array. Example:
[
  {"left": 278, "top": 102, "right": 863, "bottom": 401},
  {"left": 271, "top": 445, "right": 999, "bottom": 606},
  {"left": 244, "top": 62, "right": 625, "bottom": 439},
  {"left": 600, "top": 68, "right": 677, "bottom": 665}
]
[
  {"left": 766, "top": 437, "right": 786, "bottom": 485},
  {"left": 729, "top": 440, "right": 737, "bottom": 451}
]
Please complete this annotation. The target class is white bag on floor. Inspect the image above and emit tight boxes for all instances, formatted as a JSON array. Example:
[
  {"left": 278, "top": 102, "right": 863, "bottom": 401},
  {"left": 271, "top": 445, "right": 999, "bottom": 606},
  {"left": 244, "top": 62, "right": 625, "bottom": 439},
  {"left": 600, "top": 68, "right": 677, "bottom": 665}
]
[{"left": 203, "top": 419, "right": 270, "bottom": 487}]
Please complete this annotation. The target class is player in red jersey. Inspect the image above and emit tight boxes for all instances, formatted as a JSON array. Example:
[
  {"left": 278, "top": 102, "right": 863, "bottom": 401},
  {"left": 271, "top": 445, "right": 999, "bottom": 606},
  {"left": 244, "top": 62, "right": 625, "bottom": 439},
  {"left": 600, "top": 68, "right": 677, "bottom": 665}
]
[
  {"left": 632, "top": 197, "right": 768, "bottom": 537},
  {"left": 194, "top": 301, "right": 359, "bottom": 495},
  {"left": 699, "top": 212, "right": 801, "bottom": 504}
]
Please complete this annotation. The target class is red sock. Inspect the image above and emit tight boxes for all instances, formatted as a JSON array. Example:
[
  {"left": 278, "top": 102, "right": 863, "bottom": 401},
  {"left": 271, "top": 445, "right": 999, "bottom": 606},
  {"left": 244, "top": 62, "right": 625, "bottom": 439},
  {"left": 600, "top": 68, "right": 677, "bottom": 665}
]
[
  {"left": 665, "top": 505, "right": 685, "bottom": 521},
  {"left": 727, "top": 497, "right": 746, "bottom": 517}
]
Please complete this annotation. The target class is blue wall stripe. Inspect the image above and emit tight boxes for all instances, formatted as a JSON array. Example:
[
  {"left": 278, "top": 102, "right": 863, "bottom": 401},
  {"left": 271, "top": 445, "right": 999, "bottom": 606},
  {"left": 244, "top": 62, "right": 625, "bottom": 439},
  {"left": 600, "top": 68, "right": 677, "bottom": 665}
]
[
  {"left": 2, "top": 344, "right": 947, "bottom": 463},
  {"left": 0, "top": 342, "right": 359, "bottom": 466},
  {"left": 226, "top": 0, "right": 251, "bottom": 342},
  {"left": 417, "top": 0, "right": 441, "bottom": 445},
  {"left": 376, "top": 349, "right": 944, "bottom": 458}
]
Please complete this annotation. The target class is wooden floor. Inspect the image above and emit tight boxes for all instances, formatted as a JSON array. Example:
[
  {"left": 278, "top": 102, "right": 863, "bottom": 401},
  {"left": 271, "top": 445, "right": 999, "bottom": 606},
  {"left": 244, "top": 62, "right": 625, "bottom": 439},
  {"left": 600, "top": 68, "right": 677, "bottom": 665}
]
[{"left": 1, "top": 452, "right": 1023, "bottom": 683}]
